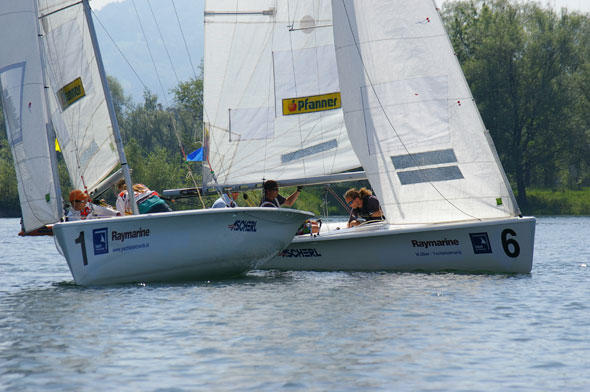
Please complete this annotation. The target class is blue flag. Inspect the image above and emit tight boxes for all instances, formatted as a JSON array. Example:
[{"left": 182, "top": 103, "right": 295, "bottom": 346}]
[{"left": 187, "top": 147, "right": 204, "bottom": 162}]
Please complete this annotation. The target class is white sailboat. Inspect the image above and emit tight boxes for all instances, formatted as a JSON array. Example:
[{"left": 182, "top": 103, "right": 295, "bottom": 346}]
[
  {"left": 196, "top": 0, "right": 535, "bottom": 273},
  {"left": 0, "top": 0, "right": 312, "bottom": 285}
]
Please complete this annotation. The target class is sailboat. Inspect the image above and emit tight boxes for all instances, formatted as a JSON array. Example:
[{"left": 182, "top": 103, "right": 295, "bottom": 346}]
[
  {"left": 0, "top": 0, "right": 312, "bottom": 285},
  {"left": 188, "top": 0, "right": 535, "bottom": 273}
]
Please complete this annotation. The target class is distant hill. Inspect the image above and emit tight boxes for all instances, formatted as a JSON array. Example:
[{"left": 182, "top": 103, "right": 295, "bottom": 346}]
[{"left": 94, "top": 0, "right": 204, "bottom": 103}]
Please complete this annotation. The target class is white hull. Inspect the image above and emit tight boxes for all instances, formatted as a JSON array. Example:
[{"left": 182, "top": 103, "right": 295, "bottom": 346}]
[
  {"left": 258, "top": 216, "right": 535, "bottom": 274},
  {"left": 53, "top": 208, "right": 313, "bottom": 285}
]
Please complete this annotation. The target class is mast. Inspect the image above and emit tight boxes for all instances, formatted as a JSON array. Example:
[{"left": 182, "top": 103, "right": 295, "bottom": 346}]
[
  {"left": 81, "top": 0, "right": 138, "bottom": 215},
  {"left": 35, "top": 0, "right": 64, "bottom": 221}
]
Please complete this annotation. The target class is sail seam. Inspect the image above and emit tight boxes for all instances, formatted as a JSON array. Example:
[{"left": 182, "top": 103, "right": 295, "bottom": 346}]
[{"left": 39, "top": 1, "right": 82, "bottom": 20}]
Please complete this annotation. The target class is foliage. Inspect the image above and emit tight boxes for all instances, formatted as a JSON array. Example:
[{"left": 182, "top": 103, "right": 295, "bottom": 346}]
[
  {"left": 527, "top": 188, "right": 590, "bottom": 215},
  {"left": 0, "top": 100, "right": 20, "bottom": 216},
  {"left": 443, "top": 0, "right": 590, "bottom": 209}
]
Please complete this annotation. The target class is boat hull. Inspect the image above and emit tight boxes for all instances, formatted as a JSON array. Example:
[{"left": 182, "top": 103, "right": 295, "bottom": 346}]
[
  {"left": 258, "top": 217, "right": 536, "bottom": 274},
  {"left": 53, "top": 208, "right": 313, "bottom": 285}
]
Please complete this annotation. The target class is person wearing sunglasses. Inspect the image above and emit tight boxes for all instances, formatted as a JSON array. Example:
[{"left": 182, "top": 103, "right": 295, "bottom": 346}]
[
  {"left": 259, "top": 180, "right": 302, "bottom": 208},
  {"left": 343, "top": 187, "right": 384, "bottom": 228},
  {"left": 66, "top": 189, "right": 120, "bottom": 221}
]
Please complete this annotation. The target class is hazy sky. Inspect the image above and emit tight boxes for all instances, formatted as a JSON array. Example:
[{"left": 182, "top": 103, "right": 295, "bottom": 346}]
[{"left": 90, "top": 0, "right": 590, "bottom": 102}]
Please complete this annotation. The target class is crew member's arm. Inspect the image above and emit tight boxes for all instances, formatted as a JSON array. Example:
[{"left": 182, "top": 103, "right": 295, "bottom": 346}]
[{"left": 282, "top": 186, "right": 302, "bottom": 207}]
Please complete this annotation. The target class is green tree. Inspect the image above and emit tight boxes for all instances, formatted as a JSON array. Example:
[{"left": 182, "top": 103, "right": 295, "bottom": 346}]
[
  {"left": 0, "top": 99, "right": 20, "bottom": 216},
  {"left": 443, "top": 0, "right": 589, "bottom": 208},
  {"left": 172, "top": 77, "right": 204, "bottom": 150}
]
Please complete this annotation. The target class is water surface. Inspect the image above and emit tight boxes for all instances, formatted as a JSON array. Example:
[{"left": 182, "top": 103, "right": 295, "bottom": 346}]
[{"left": 1, "top": 217, "right": 589, "bottom": 391}]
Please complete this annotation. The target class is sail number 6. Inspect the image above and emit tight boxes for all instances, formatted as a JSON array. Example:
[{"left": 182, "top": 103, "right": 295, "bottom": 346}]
[{"left": 501, "top": 229, "right": 520, "bottom": 258}]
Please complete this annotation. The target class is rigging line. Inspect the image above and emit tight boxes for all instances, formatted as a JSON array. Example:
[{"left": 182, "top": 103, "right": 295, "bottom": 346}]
[
  {"left": 172, "top": 0, "right": 210, "bottom": 129},
  {"left": 92, "top": 10, "right": 150, "bottom": 92},
  {"left": 170, "top": 111, "right": 206, "bottom": 208},
  {"left": 130, "top": 0, "right": 168, "bottom": 104},
  {"left": 339, "top": 0, "right": 480, "bottom": 221},
  {"left": 146, "top": 0, "right": 180, "bottom": 85},
  {"left": 327, "top": 185, "right": 351, "bottom": 213},
  {"left": 171, "top": 0, "right": 198, "bottom": 79}
]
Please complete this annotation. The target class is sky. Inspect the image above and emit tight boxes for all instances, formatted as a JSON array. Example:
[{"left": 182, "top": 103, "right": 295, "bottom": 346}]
[{"left": 90, "top": 0, "right": 590, "bottom": 103}]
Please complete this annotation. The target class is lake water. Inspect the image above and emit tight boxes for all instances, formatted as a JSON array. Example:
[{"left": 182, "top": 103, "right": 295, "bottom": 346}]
[{"left": 0, "top": 216, "right": 588, "bottom": 391}]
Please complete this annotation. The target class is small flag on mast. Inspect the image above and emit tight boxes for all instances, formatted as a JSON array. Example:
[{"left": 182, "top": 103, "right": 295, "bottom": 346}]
[{"left": 186, "top": 147, "right": 204, "bottom": 162}]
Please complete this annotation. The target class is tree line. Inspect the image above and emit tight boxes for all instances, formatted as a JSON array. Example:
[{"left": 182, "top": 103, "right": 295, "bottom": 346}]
[{"left": 1, "top": 0, "right": 589, "bottom": 217}]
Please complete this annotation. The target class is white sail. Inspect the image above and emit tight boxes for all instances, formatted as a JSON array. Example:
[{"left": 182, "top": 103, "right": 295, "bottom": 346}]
[
  {"left": 331, "top": 0, "right": 519, "bottom": 224},
  {"left": 38, "top": 0, "right": 119, "bottom": 191},
  {"left": 0, "top": 0, "right": 62, "bottom": 232},
  {"left": 204, "top": 0, "right": 361, "bottom": 187}
]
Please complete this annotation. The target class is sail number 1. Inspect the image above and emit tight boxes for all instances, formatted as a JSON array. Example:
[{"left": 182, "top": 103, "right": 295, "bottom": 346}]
[
  {"left": 501, "top": 229, "right": 520, "bottom": 258},
  {"left": 74, "top": 231, "right": 88, "bottom": 266}
]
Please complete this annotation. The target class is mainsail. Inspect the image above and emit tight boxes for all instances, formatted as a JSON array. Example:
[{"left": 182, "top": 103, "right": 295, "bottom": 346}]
[
  {"left": 204, "top": 0, "right": 361, "bottom": 187},
  {"left": 331, "top": 0, "right": 519, "bottom": 224},
  {"left": 39, "top": 0, "right": 119, "bottom": 192},
  {"left": 0, "top": 0, "right": 62, "bottom": 232}
]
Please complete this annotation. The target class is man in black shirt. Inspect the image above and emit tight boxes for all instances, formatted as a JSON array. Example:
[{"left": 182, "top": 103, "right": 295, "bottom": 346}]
[{"left": 260, "top": 180, "right": 302, "bottom": 208}]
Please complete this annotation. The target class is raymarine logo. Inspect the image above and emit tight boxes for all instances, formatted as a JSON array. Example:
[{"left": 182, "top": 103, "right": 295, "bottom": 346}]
[
  {"left": 282, "top": 92, "right": 341, "bottom": 115},
  {"left": 228, "top": 220, "right": 257, "bottom": 232},
  {"left": 93, "top": 228, "right": 108, "bottom": 255},
  {"left": 112, "top": 228, "right": 150, "bottom": 243},
  {"left": 411, "top": 238, "right": 459, "bottom": 249},
  {"left": 470, "top": 232, "right": 492, "bottom": 254},
  {"left": 279, "top": 248, "right": 322, "bottom": 258}
]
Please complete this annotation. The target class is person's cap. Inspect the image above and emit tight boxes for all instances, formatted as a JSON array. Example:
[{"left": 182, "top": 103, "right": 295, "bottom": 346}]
[
  {"left": 263, "top": 180, "right": 279, "bottom": 191},
  {"left": 69, "top": 189, "right": 88, "bottom": 202}
]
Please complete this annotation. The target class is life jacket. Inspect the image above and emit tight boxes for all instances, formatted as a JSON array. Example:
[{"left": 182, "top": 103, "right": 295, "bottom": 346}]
[{"left": 260, "top": 197, "right": 280, "bottom": 208}]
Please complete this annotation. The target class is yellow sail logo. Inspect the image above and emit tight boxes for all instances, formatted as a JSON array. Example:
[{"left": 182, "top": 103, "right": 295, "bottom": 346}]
[
  {"left": 58, "top": 77, "right": 86, "bottom": 110},
  {"left": 282, "top": 92, "right": 341, "bottom": 115}
]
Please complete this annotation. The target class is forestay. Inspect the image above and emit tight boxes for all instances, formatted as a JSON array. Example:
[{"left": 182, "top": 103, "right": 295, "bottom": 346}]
[
  {"left": 331, "top": 0, "right": 519, "bottom": 224},
  {"left": 204, "top": 0, "right": 360, "bottom": 187},
  {"left": 0, "top": 0, "right": 62, "bottom": 232},
  {"left": 38, "top": 0, "right": 119, "bottom": 191}
]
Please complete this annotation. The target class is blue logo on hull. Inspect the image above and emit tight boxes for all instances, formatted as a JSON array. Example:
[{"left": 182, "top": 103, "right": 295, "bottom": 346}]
[
  {"left": 470, "top": 232, "right": 492, "bottom": 254},
  {"left": 93, "top": 228, "right": 109, "bottom": 255}
]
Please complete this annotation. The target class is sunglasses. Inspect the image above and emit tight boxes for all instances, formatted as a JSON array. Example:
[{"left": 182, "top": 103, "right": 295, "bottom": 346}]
[
  {"left": 346, "top": 199, "right": 354, "bottom": 206},
  {"left": 72, "top": 200, "right": 86, "bottom": 203}
]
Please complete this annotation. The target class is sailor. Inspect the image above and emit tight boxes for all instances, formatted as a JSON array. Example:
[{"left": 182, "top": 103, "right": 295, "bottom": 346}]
[
  {"left": 66, "top": 189, "right": 120, "bottom": 221},
  {"left": 259, "top": 180, "right": 302, "bottom": 208},
  {"left": 344, "top": 187, "right": 384, "bottom": 227},
  {"left": 212, "top": 191, "right": 239, "bottom": 208},
  {"left": 116, "top": 182, "right": 172, "bottom": 215}
]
